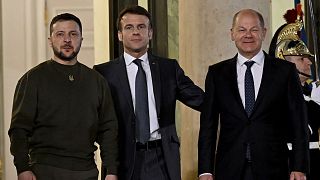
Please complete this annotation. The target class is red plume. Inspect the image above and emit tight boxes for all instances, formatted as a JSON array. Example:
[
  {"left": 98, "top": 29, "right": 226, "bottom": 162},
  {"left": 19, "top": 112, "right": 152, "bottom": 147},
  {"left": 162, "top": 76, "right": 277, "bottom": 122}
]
[
  {"left": 283, "top": 9, "right": 297, "bottom": 23},
  {"left": 296, "top": 4, "right": 304, "bottom": 18}
]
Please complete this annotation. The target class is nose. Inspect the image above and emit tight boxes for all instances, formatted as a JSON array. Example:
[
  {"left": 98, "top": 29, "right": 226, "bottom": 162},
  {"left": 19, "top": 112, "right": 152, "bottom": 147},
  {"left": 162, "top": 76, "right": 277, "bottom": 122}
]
[
  {"left": 244, "top": 30, "right": 253, "bottom": 37},
  {"left": 64, "top": 35, "right": 71, "bottom": 42},
  {"left": 132, "top": 28, "right": 140, "bottom": 34},
  {"left": 304, "top": 57, "right": 312, "bottom": 65}
]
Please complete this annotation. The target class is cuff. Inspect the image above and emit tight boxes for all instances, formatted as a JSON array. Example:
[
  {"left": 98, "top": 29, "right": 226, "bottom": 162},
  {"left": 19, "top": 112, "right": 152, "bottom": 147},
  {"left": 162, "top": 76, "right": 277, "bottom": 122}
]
[{"left": 199, "top": 173, "right": 213, "bottom": 177}]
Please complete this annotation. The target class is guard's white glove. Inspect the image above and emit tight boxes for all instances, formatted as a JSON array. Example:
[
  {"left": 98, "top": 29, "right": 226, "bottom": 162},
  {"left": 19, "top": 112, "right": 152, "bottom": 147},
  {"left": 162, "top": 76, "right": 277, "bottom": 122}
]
[{"left": 311, "top": 82, "right": 320, "bottom": 105}]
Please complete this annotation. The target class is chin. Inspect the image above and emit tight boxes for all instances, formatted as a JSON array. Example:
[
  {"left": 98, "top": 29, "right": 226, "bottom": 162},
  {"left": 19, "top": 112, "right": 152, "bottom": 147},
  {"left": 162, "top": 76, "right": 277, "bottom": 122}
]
[{"left": 133, "top": 48, "right": 145, "bottom": 53}]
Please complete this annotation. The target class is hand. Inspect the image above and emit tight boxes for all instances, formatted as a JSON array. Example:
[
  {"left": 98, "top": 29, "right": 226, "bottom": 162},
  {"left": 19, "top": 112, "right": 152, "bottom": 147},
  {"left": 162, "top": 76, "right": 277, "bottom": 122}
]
[
  {"left": 289, "top": 171, "right": 306, "bottom": 180},
  {"left": 105, "top": 174, "right": 117, "bottom": 180},
  {"left": 311, "top": 81, "right": 320, "bottom": 105},
  {"left": 199, "top": 174, "right": 214, "bottom": 180},
  {"left": 18, "top": 171, "right": 36, "bottom": 180}
]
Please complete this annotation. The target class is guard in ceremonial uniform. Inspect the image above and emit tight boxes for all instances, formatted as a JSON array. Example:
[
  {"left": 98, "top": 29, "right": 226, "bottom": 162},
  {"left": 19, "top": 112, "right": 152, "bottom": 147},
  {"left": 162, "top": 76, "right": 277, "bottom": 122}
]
[{"left": 269, "top": 9, "right": 320, "bottom": 180}]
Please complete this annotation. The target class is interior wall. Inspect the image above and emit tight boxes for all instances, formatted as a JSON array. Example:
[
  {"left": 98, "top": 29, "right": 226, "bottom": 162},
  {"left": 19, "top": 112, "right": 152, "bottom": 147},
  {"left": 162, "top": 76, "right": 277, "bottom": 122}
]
[
  {"left": 138, "top": 0, "right": 148, "bottom": 9},
  {"left": 271, "top": 0, "right": 296, "bottom": 35},
  {"left": 2, "top": 0, "right": 30, "bottom": 179},
  {"left": 94, "top": 0, "right": 110, "bottom": 64}
]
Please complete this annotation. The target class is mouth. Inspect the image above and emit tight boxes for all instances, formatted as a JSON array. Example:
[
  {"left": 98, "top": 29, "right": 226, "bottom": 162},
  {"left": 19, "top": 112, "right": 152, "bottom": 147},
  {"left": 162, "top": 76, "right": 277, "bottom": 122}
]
[
  {"left": 62, "top": 45, "right": 73, "bottom": 50},
  {"left": 243, "top": 40, "right": 254, "bottom": 43},
  {"left": 131, "top": 39, "right": 142, "bottom": 42}
]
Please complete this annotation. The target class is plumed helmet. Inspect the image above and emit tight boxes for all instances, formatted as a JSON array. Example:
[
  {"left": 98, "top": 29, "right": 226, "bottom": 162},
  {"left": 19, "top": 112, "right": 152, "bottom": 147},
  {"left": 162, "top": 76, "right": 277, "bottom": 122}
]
[
  {"left": 275, "top": 19, "right": 313, "bottom": 60},
  {"left": 269, "top": 9, "right": 314, "bottom": 60}
]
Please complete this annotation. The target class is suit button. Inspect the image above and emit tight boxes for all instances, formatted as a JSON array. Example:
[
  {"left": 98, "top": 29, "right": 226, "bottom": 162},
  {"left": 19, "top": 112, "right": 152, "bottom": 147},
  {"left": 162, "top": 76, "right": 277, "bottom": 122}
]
[{"left": 247, "top": 120, "right": 251, "bottom": 125}]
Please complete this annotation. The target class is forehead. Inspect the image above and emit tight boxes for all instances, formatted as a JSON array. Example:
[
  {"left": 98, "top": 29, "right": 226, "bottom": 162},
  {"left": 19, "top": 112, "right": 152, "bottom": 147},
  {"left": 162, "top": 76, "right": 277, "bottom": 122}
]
[
  {"left": 235, "top": 11, "right": 260, "bottom": 27},
  {"left": 121, "top": 13, "right": 149, "bottom": 25},
  {"left": 52, "top": 20, "right": 80, "bottom": 32}
]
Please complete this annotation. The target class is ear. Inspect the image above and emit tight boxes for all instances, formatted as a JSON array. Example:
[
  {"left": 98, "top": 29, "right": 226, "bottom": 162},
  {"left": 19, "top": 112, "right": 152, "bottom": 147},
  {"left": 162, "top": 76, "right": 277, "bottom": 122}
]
[
  {"left": 261, "top": 27, "right": 267, "bottom": 40},
  {"left": 118, "top": 31, "right": 123, "bottom": 42},
  {"left": 230, "top": 28, "right": 235, "bottom": 41},
  {"left": 48, "top": 37, "right": 53, "bottom": 47},
  {"left": 148, "top": 28, "right": 153, "bottom": 40}
]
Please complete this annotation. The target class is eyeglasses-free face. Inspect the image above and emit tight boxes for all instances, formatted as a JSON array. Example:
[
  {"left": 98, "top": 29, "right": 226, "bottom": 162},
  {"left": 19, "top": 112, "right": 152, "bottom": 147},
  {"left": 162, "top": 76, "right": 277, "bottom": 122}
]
[
  {"left": 231, "top": 10, "right": 266, "bottom": 60},
  {"left": 118, "top": 13, "right": 153, "bottom": 58},
  {"left": 49, "top": 20, "right": 83, "bottom": 64}
]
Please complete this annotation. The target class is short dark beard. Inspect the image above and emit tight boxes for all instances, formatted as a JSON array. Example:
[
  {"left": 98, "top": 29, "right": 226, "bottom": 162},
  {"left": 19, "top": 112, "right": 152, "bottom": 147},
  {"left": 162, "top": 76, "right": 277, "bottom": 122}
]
[{"left": 52, "top": 45, "right": 81, "bottom": 61}]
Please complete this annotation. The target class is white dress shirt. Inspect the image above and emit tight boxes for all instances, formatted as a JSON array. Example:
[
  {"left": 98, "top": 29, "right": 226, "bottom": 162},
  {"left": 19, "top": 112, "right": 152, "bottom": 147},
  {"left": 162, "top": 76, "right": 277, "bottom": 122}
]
[
  {"left": 237, "top": 50, "right": 264, "bottom": 107},
  {"left": 124, "top": 52, "right": 161, "bottom": 140}
]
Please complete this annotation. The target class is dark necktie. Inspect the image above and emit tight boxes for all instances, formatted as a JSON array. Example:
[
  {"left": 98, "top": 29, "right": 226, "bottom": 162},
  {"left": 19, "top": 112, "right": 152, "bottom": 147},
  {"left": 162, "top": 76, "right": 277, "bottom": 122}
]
[
  {"left": 133, "top": 59, "right": 150, "bottom": 144},
  {"left": 244, "top": 61, "right": 255, "bottom": 162},
  {"left": 244, "top": 61, "right": 255, "bottom": 117}
]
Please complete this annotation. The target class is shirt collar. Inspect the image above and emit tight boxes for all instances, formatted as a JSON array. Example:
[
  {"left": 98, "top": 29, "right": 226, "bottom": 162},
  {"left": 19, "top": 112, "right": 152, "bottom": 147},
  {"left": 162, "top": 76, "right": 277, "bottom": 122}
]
[
  {"left": 237, "top": 50, "right": 264, "bottom": 66},
  {"left": 124, "top": 52, "right": 149, "bottom": 66}
]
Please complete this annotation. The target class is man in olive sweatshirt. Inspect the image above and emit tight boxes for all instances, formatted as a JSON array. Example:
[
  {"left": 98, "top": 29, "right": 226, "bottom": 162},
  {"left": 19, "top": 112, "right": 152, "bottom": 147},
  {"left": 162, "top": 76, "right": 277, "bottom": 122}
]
[{"left": 8, "top": 13, "right": 119, "bottom": 180}]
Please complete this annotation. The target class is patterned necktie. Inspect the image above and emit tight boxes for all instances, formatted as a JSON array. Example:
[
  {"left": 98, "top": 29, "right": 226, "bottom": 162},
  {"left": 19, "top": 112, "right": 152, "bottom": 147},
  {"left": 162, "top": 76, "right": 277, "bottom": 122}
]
[
  {"left": 244, "top": 61, "right": 255, "bottom": 117},
  {"left": 244, "top": 61, "right": 255, "bottom": 162},
  {"left": 133, "top": 59, "right": 150, "bottom": 144}
]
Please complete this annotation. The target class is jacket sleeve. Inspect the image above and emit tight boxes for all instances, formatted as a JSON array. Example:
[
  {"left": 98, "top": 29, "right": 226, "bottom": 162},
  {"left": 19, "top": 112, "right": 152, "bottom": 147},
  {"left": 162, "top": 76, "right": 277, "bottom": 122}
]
[
  {"left": 96, "top": 76, "right": 119, "bottom": 175},
  {"left": 174, "top": 60, "right": 204, "bottom": 111},
  {"left": 8, "top": 73, "right": 38, "bottom": 174},
  {"left": 198, "top": 66, "right": 219, "bottom": 175}
]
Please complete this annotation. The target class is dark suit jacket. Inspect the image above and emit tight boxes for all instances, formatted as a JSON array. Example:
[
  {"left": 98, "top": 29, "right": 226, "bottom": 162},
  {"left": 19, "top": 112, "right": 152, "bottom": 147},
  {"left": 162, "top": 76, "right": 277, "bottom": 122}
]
[
  {"left": 198, "top": 52, "right": 309, "bottom": 180},
  {"left": 94, "top": 54, "right": 203, "bottom": 180}
]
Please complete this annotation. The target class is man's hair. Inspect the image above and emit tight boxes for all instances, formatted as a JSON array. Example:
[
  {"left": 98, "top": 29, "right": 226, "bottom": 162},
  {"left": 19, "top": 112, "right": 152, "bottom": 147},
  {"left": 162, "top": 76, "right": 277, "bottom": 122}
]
[
  {"left": 49, "top": 13, "right": 82, "bottom": 35},
  {"left": 232, "top": 9, "right": 265, "bottom": 28},
  {"left": 117, "top": 5, "right": 152, "bottom": 31}
]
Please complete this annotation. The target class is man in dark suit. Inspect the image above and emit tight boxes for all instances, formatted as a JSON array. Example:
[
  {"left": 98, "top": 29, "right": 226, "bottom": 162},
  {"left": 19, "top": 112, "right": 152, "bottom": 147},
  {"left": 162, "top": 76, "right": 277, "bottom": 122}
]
[
  {"left": 94, "top": 5, "right": 203, "bottom": 180},
  {"left": 198, "top": 9, "right": 309, "bottom": 180}
]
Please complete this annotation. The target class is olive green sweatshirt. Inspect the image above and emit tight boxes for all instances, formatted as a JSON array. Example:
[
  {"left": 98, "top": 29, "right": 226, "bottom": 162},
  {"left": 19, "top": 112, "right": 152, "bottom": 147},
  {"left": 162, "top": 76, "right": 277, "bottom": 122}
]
[{"left": 8, "top": 60, "right": 118, "bottom": 174}]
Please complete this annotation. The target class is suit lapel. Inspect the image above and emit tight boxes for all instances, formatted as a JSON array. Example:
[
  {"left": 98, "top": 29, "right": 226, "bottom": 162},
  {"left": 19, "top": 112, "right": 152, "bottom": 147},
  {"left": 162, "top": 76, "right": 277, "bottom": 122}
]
[
  {"left": 227, "top": 56, "right": 247, "bottom": 116},
  {"left": 117, "top": 56, "right": 134, "bottom": 111},
  {"left": 252, "top": 53, "right": 276, "bottom": 118},
  {"left": 148, "top": 54, "right": 161, "bottom": 116}
]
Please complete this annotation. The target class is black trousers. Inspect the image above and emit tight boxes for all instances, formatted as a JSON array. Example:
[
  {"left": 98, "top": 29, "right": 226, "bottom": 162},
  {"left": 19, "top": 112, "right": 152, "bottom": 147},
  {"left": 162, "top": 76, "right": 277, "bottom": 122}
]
[
  {"left": 241, "top": 161, "right": 254, "bottom": 180},
  {"left": 31, "top": 164, "right": 98, "bottom": 180},
  {"left": 309, "top": 149, "right": 320, "bottom": 180},
  {"left": 132, "top": 145, "right": 170, "bottom": 180}
]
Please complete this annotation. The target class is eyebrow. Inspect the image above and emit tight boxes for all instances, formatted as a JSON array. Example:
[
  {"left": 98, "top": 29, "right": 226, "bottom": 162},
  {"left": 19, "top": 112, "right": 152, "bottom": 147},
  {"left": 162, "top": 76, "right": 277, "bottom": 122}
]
[
  {"left": 236, "top": 26, "right": 260, "bottom": 29},
  {"left": 54, "top": 30, "right": 79, "bottom": 33},
  {"left": 124, "top": 23, "right": 147, "bottom": 26}
]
